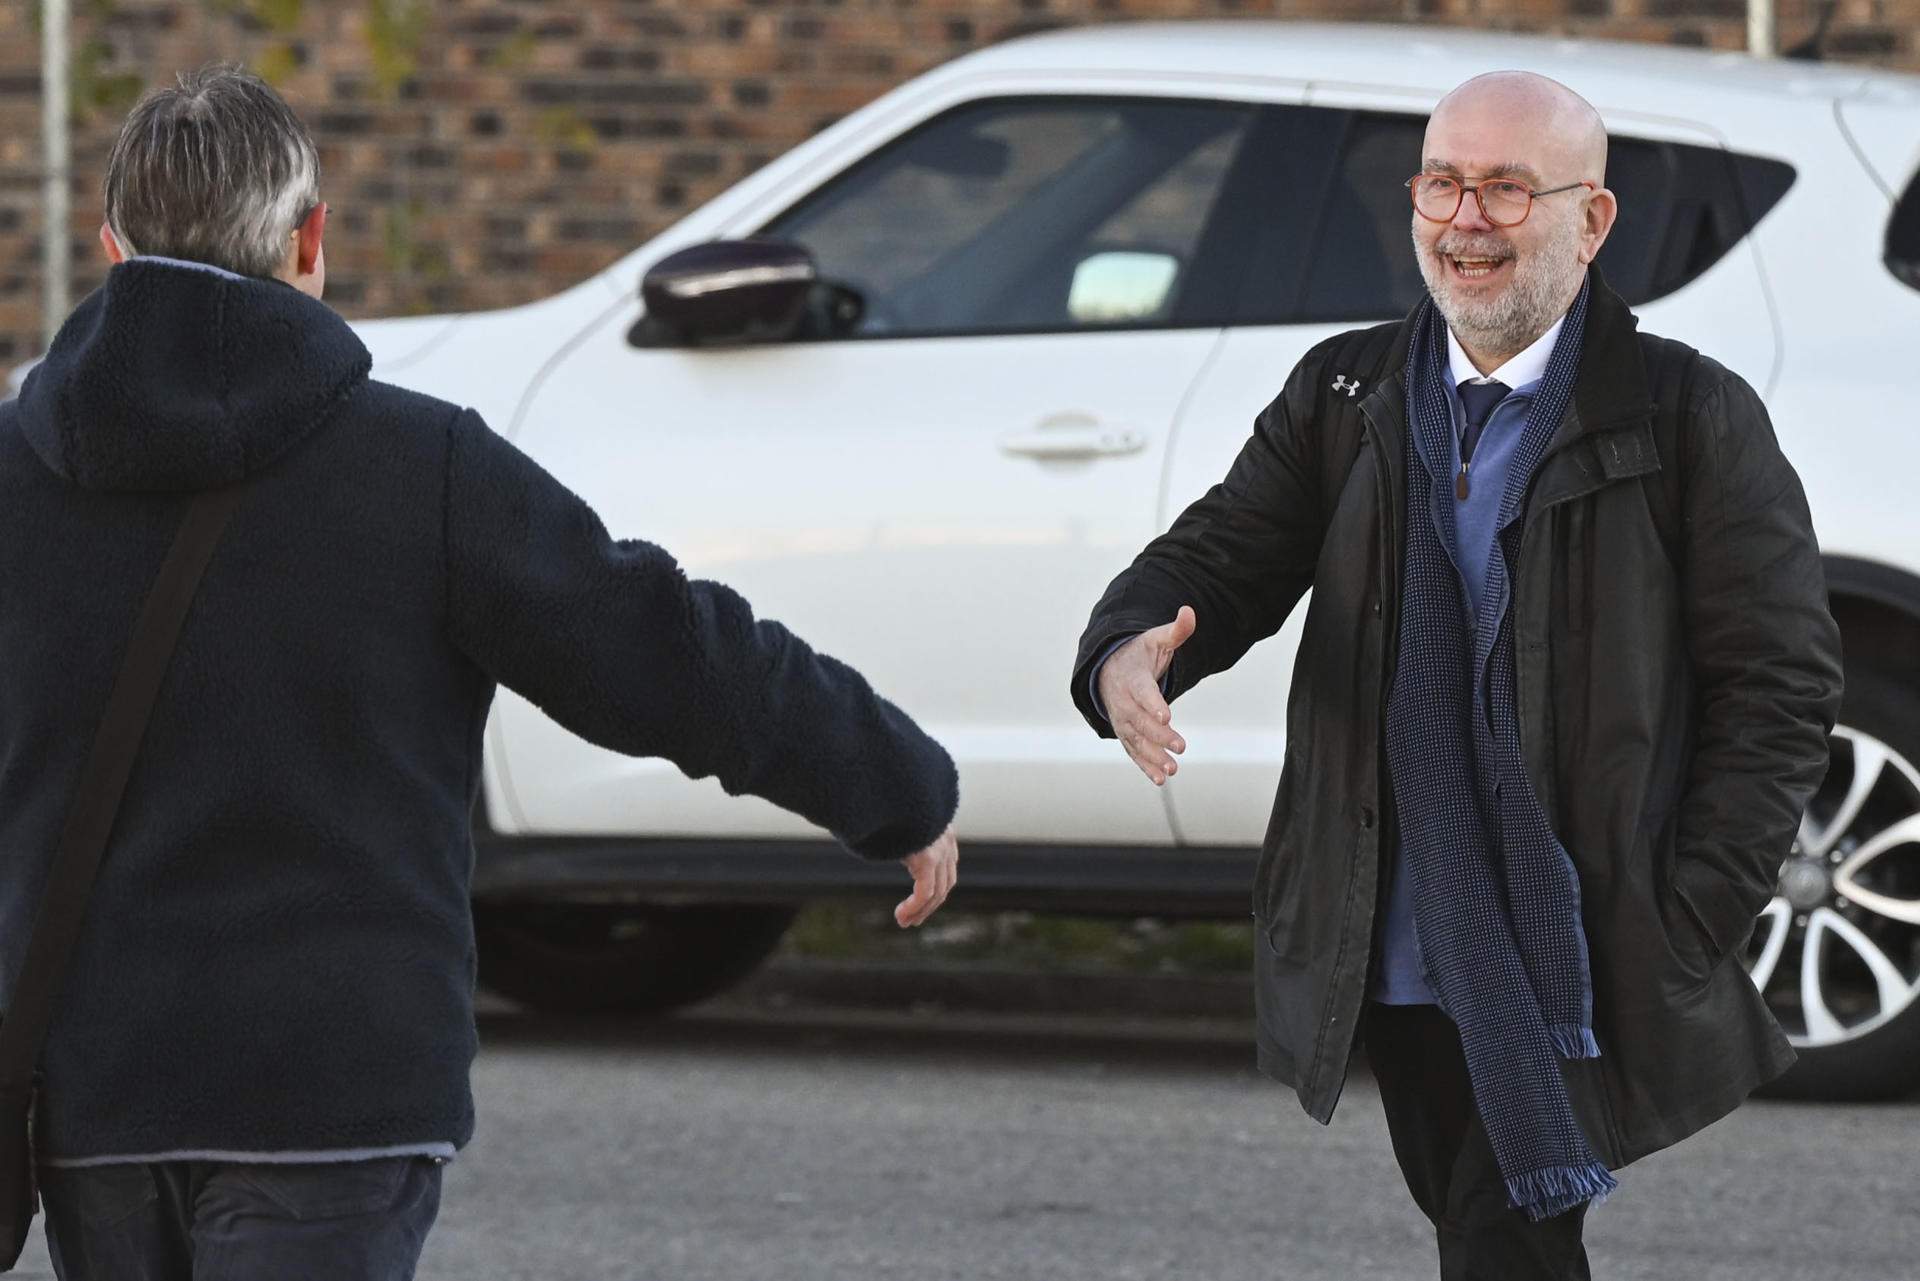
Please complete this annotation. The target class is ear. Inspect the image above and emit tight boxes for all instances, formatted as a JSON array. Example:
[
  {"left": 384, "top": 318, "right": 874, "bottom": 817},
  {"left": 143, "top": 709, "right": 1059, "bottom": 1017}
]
[
  {"left": 294, "top": 202, "right": 327, "bottom": 277},
  {"left": 99, "top": 222, "right": 128, "bottom": 265},
  {"left": 1577, "top": 186, "right": 1618, "bottom": 265}
]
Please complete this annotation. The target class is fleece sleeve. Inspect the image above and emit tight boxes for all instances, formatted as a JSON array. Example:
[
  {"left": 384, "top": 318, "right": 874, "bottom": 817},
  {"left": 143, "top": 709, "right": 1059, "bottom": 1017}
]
[{"left": 441, "top": 408, "right": 957, "bottom": 861}]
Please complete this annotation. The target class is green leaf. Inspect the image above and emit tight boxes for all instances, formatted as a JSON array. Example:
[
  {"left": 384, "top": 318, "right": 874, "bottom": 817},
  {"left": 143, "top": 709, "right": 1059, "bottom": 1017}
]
[
  {"left": 249, "top": 0, "right": 305, "bottom": 35},
  {"left": 485, "top": 30, "right": 537, "bottom": 71},
  {"left": 535, "top": 106, "right": 596, "bottom": 151},
  {"left": 366, "top": 0, "right": 432, "bottom": 98},
  {"left": 253, "top": 42, "right": 299, "bottom": 87}
]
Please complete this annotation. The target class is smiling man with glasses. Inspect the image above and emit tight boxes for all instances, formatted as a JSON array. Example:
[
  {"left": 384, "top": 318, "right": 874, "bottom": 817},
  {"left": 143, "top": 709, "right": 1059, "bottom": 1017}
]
[{"left": 1073, "top": 70, "right": 1841, "bottom": 1278}]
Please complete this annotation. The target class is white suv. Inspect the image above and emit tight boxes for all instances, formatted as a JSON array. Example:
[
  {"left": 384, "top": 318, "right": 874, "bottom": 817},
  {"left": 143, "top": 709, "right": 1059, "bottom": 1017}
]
[{"left": 20, "top": 22, "right": 1919, "bottom": 1098}]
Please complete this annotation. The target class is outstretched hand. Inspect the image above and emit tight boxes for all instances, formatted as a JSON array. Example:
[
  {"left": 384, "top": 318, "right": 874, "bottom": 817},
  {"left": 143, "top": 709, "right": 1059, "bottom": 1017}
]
[
  {"left": 1096, "top": 605, "right": 1196, "bottom": 787},
  {"left": 896, "top": 823, "right": 958, "bottom": 928}
]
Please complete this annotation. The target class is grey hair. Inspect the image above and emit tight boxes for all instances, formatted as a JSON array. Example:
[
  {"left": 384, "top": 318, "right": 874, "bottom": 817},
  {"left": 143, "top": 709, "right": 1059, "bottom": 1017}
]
[{"left": 103, "top": 65, "right": 321, "bottom": 279}]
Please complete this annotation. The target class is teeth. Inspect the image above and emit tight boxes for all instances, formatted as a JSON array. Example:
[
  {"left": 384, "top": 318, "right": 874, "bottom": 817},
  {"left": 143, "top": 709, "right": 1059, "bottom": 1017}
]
[{"left": 1449, "top": 254, "right": 1502, "bottom": 278}]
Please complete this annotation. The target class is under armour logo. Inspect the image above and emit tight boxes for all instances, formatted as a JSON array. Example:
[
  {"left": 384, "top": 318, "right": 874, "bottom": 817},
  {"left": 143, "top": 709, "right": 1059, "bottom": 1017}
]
[{"left": 1331, "top": 375, "right": 1362, "bottom": 398}]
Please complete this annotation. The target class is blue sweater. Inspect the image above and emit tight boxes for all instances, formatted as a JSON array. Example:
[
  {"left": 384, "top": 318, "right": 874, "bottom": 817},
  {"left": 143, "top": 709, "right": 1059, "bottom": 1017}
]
[{"left": 0, "top": 260, "right": 958, "bottom": 1159}]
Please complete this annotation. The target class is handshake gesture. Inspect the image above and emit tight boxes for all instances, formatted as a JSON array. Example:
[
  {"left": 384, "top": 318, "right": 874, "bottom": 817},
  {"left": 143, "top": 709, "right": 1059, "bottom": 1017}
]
[
  {"left": 1095, "top": 605, "right": 1197, "bottom": 787},
  {"left": 895, "top": 604, "right": 1195, "bottom": 930}
]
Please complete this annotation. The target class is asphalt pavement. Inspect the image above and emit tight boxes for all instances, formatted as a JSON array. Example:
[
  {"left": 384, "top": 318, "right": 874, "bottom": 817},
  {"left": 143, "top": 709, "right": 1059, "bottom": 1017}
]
[{"left": 16, "top": 994, "right": 1917, "bottom": 1280}]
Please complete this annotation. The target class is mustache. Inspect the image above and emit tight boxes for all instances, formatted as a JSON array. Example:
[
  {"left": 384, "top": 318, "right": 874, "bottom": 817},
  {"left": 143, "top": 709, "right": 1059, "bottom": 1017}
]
[{"left": 1434, "top": 237, "right": 1515, "bottom": 260}]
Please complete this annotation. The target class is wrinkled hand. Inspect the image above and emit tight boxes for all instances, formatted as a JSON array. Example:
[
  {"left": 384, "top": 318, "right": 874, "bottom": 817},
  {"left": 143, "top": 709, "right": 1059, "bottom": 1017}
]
[
  {"left": 1097, "top": 605, "right": 1195, "bottom": 787},
  {"left": 896, "top": 823, "right": 959, "bottom": 928}
]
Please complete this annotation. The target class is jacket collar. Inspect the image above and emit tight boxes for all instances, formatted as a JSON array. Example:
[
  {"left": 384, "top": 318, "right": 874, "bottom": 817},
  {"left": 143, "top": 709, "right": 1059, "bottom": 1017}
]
[
  {"left": 1364, "top": 266, "right": 1656, "bottom": 454},
  {"left": 1559, "top": 267, "right": 1658, "bottom": 443}
]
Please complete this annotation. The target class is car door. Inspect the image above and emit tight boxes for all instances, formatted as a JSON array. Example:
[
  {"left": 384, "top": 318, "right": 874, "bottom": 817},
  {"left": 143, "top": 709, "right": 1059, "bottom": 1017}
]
[
  {"left": 1160, "top": 101, "right": 1790, "bottom": 846},
  {"left": 494, "top": 93, "right": 1276, "bottom": 846}
]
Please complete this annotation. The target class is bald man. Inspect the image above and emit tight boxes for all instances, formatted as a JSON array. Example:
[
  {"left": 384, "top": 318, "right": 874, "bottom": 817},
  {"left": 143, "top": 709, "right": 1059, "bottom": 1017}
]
[{"left": 1072, "top": 72, "right": 1840, "bottom": 1278}]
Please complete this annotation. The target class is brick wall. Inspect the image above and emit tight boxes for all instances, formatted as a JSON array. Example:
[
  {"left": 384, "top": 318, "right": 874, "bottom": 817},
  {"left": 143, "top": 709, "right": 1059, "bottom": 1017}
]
[{"left": 1, "top": 0, "right": 1914, "bottom": 367}]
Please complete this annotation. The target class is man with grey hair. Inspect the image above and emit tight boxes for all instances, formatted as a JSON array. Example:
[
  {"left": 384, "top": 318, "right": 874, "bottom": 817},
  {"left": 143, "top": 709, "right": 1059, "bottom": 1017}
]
[
  {"left": 1073, "top": 71, "right": 1840, "bottom": 1276},
  {"left": 0, "top": 65, "right": 959, "bottom": 1278}
]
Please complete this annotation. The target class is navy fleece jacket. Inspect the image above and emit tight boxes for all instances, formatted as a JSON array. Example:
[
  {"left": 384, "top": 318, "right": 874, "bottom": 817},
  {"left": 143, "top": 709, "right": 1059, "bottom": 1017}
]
[{"left": 0, "top": 260, "right": 958, "bottom": 1159}]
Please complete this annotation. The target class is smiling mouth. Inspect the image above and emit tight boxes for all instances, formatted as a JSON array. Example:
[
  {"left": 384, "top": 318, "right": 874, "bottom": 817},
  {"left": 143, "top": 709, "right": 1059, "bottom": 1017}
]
[{"left": 1445, "top": 253, "right": 1511, "bottom": 281}]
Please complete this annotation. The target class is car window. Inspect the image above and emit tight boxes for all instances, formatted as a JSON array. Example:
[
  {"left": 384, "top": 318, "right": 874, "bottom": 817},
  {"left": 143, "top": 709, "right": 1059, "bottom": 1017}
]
[
  {"left": 760, "top": 97, "right": 1257, "bottom": 337},
  {"left": 1604, "top": 141, "right": 1794, "bottom": 303},
  {"left": 1286, "top": 113, "right": 1429, "bottom": 325},
  {"left": 1887, "top": 164, "right": 1920, "bottom": 293},
  {"left": 1236, "top": 110, "right": 1797, "bottom": 323}
]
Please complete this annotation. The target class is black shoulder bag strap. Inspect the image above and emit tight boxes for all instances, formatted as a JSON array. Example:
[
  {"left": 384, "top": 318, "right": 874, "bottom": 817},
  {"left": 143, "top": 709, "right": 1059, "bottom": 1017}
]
[{"left": 0, "top": 480, "right": 253, "bottom": 1268}]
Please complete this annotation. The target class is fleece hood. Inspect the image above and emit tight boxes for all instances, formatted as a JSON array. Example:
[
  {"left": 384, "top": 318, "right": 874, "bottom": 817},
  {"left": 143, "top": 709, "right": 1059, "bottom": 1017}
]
[{"left": 16, "top": 257, "right": 371, "bottom": 492}]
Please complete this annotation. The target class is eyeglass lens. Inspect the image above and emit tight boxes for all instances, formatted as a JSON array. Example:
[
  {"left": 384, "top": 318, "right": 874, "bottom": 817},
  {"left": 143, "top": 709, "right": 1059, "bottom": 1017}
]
[{"left": 1412, "top": 176, "right": 1533, "bottom": 225}]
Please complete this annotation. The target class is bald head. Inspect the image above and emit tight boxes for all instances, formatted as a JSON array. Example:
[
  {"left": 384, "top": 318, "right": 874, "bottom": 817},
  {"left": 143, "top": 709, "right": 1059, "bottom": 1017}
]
[{"left": 1427, "top": 71, "right": 1607, "bottom": 188}]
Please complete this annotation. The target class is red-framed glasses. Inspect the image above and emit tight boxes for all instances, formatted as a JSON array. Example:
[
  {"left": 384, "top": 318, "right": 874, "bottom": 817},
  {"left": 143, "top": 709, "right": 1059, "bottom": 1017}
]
[{"left": 1406, "top": 174, "right": 1594, "bottom": 228}]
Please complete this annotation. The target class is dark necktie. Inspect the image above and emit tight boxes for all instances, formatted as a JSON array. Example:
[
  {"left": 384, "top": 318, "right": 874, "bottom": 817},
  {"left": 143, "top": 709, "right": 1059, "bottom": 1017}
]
[{"left": 1454, "top": 379, "right": 1509, "bottom": 501}]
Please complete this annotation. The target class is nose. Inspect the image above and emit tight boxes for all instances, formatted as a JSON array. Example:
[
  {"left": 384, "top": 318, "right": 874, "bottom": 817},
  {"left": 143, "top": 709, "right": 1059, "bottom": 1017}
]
[{"left": 1451, "top": 188, "right": 1496, "bottom": 234}]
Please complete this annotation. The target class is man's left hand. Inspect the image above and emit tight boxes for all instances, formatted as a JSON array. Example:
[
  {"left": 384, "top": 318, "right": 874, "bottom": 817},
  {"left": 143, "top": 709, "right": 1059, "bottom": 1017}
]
[{"left": 896, "top": 823, "right": 959, "bottom": 928}]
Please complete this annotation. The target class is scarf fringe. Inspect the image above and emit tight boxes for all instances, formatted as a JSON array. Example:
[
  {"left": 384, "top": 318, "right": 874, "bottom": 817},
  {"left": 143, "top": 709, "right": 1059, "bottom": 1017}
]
[
  {"left": 1548, "top": 1023, "right": 1601, "bottom": 1060},
  {"left": 1507, "top": 1161, "right": 1619, "bottom": 1222}
]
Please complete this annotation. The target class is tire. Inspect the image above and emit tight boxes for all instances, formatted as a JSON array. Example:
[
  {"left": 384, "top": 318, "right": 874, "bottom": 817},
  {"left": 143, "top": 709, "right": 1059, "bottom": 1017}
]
[
  {"left": 1749, "top": 662, "right": 1920, "bottom": 1100},
  {"left": 472, "top": 901, "right": 798, "bottom": 1014}
]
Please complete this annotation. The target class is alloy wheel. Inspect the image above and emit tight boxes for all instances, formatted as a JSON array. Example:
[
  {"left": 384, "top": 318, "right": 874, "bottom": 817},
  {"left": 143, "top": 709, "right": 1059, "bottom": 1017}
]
[{"left": 1742, "top": 725, "right": 1920, "bottom": 1047}]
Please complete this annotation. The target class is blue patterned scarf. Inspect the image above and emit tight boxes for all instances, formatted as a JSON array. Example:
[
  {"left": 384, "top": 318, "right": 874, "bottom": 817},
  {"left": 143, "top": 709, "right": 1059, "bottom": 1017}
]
[{"left": 1384, "top": 278, "right": 1617, "bottom": 1220}]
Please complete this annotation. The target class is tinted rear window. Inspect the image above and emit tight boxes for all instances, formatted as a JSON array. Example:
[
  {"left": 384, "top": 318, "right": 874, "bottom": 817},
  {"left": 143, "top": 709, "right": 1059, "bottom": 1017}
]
[
  {"left": 1888, "top": 166, "right": 1920, "bottom": 292},
  {"left": 1603, "top": 145, "right": 1795, "bottom": 303},
  {"left": 1245, "top": 110, "right": 1798, "bottom": 323}
]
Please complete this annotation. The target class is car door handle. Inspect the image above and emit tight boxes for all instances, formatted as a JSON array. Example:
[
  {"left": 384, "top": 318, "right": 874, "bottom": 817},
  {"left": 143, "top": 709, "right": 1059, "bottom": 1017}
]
[{"left": 998, "top": 421, "right": 1147, "bottom": 460}]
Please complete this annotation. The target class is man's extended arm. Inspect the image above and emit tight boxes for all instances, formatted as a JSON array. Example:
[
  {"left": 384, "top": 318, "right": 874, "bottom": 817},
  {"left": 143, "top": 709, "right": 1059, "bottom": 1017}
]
[
  {"left": 440, "top": 408, "right": 958, "bottom": 871},
  {"left": 1670, "top": 368, "right": 1844, "bottom": 960},
  {"left": 1069, "top": 367, "right": 1330, "bottom": 738}
]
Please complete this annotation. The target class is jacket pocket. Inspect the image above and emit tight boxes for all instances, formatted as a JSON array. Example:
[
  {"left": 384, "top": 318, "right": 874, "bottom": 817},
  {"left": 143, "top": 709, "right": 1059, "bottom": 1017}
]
[
  {"left": 1669, "top": 866, "right": 1731, "bottom": 969},
  {"left": 1252, "top": 841, "right": 1306, "bottom": 956},
  {"left": 39, "top": 1163, "right": 157, "bottom": 1230},
  {"left": 1253, "top": 922, "right": 1319, "bottom": 1081},
  {"left": 1251, "top": 751, "right": 1306, "bottom": 924},
  {"left": 1657, "top": 857, "right": 1722, "bottom": 982}
]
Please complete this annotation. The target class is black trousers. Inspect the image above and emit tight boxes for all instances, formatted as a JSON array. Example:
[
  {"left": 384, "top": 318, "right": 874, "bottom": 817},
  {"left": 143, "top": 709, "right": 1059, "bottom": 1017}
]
[
  {"left": 1365, "top": 1002, "right": 1593, "bottom": 1281},
  {"left": 38, "top": 1155, "right": 442, "bottom": 1281}
]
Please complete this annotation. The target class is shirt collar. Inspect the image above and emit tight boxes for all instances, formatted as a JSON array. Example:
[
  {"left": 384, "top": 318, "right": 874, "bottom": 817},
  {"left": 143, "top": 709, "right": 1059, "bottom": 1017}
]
[{"left": 1446, "top": 311, "right": 1567, "bottom": 395}]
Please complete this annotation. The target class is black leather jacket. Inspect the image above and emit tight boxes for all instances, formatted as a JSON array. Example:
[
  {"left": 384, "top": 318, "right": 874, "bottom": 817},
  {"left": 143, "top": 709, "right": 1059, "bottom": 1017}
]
[{"left": 1072, "top": 271, "right": 1842, "bottom": 1167}]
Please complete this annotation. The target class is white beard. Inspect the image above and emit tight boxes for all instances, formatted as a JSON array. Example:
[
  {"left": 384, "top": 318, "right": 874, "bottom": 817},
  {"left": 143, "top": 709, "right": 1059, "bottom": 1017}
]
[{"left": 1414, "top": 208, "right": 1587, "bottom": 362}]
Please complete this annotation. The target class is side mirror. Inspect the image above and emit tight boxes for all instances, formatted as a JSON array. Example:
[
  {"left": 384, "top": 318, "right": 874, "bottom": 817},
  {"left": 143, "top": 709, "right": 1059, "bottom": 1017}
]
[
  {"left": 1066, "top": 251, "right": 1180, "bottom": 325},
  {"left": 631, "top": 238, "right": 818, "bottom": 348}
]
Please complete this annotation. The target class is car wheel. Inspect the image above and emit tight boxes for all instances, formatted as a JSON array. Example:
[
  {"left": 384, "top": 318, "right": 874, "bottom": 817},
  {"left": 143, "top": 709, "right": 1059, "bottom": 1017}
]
[
  {"left": 1747, "top": 664, "right": 1920, "bottom": 1100},
  {"left": 473, "top": 901, "right": 798, "bottom": 1014}
]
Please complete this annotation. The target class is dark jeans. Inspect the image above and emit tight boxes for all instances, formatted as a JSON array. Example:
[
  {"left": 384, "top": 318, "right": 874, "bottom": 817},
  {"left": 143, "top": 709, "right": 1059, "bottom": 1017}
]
[
  {"left": 38, "top": 1155, "right": 442, "bottom": 1281},
  {"left": 1365, "top": 1002, "right": 1593, "bottom": 1281}
]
